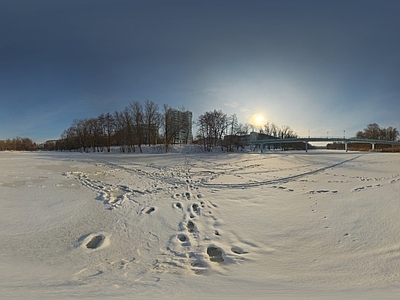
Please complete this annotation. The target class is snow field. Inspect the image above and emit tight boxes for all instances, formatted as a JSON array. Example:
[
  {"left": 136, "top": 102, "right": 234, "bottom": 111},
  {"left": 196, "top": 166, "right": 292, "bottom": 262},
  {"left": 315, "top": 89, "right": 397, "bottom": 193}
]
[{"left": 1, "top": 150, "right": 400, "bottom": 299}]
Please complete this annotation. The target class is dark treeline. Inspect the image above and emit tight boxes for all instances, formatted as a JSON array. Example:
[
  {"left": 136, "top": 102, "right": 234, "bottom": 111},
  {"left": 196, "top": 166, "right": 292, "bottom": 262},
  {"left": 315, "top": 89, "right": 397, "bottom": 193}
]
[
  {"left": 5, "top": 105, "right": 397, "bottom": 153},
  {"left": 0, "top": 137, "right": 37, "bottom": 151},
  {"left": 355, "top": 123, "right": 399, "bottom": 141},
  {"left": 57, "top": 100, "right": 192, "bottom": 153},
  {"left": 327, "top": 123, "right": 399, "bottom": 152},
  {"left": 352, "top": 123, "right": 399, "bottom": 151},
  {"left": 196, "top": 111, "right": 298, "bottom": 152},
  {"left": 0, "top": 102, "right": 300, "bottom": 153},
  {"left": 54, "top": 98, "right": 300, "bottom": 153}
]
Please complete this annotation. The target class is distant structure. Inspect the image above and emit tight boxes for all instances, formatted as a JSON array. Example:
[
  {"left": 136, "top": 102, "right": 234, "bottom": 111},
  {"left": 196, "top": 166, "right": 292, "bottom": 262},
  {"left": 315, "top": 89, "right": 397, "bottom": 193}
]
[
  {"left": 168, "top": 109, "right": 193, "bottom": 144},
  {"left": 38, "top": 140, "right": 58, "bottom": 150}
]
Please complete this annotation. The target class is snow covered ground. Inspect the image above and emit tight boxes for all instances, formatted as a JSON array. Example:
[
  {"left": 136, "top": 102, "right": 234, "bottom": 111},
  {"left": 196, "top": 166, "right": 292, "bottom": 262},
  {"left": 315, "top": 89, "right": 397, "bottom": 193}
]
[{"left": 1, "top": 149, "right": 400, "bottom": 299}]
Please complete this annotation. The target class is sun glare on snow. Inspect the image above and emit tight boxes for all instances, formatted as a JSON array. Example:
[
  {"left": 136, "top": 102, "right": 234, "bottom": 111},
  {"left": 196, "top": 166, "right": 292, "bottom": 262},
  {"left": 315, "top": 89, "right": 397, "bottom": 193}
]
[{"left": 249, "top": 114, "right": 266, "bottom": 127}]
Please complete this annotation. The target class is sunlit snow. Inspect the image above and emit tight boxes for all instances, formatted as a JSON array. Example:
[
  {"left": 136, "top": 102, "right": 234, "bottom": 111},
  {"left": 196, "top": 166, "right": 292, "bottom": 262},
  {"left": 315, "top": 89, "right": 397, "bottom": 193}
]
[{"left": 1, "top": 148, "right": 400, "bottom": 299}]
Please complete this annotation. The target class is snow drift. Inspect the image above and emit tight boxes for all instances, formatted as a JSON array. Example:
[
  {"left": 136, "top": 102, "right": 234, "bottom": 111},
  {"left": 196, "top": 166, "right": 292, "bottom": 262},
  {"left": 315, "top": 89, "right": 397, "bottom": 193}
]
[{"left": 1, "top": 150, "right": 400, "bottom": 299}]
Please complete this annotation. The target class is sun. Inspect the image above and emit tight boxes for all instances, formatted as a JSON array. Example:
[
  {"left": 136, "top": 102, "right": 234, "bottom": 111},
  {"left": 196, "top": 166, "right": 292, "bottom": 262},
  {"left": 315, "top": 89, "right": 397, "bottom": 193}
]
[{"left": 250, "top": 114, "right": 266, "bottom": 127}]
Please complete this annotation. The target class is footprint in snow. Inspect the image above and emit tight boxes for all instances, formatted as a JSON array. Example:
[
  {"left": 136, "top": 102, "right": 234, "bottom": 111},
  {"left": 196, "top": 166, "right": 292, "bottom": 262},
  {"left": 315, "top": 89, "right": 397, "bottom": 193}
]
[
  {"left": 187, "top": 220, "right": 196, "bottom": 233},
  {"left": 177, "top": 233, "right": 188, "bottom": 242},
  {"left": 231, "top": 246, "right": 248, "bottom": 255},
  {"left": 192, "top": 203, "right": 200, "bottom": 215},
  {"left": 173, "top": 202, "right": 183, "bottom": 210},
  {"left": 145, "top": 207, "right": 155, "bottom": 214},
  {"left": 86, "top": 235, "right": 104, "bottom": 249},
  {"left": 79, "top": 233, "right": 108, "bottom": 250},
  {"left": 207, "top": 246, "right": 224, "bottom": 263}
]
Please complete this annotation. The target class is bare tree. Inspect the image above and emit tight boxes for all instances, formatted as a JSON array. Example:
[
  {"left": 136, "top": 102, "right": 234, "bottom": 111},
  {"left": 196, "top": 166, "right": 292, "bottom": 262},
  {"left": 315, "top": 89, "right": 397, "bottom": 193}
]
[
  {"left": 144, "top": 100, "right": 160, "bottom": 146},
  {"left": 103, "top": 112, "right": 115, "bottom": 152},
  {"left": 123, "top": 107, "right": 135, "bottom": 153},
  {"left": 96, "top": 113, "right": 116, "bottom": 152},
  {"left": 279, "top": 125, "right": 298, "bottom": 139},
  {"left": 73, "top": 119, "right": 89, "bottom": 152},
  {"left": 365, "top": 123, "right": 380, "bottom": 140},
  {"left": 130, "top": 101, "right": 144, "bottom": 153},
  {"left": 197, "top": 109, "right": 228, "bottom": 151},
  {"left": 87, "top": 117, "right": 103, "bottom": 152},
  {"left": 236, "top": 123, "right": 250, "bottom": 135},
  {"left": 97, "top": 114, "right": 106, "bottom": 151},
  {"left": 225, "top": 114, "right": 239, "bottom": 151},
  {"left": 113, "top": 111, "right": 128, "bottom": 152},
  {"left": 263, "top": 122, "right": 272, "bottom": 136},
  {"left": 356, "top": 123, "right": 398, "bottom": 141},
  {"left": 0, "top": 137, "right": 36, "bottom": 151},
  {"left": 60, "top": 126, "right": 80, "bottom": 151},
  {"left": 387, "top": 127, "right": 399, "bottom": 141}
]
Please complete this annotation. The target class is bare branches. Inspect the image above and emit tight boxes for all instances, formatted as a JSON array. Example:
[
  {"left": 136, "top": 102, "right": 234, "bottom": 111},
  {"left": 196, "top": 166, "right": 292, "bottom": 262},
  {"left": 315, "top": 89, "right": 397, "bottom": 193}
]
[
  {"left": 56, "top": 100, "right": 193, "bottom": 153},
  {"left": 197, "top": 110, "right": 228, "bottom": 151},
  {"left": 0, "top": 137, "right": 36, "bottom": 151},
  {"left": 130, "top": 101, "right": 144, "bottom": 153},
  {"left": 356, "top": 123, "right": 399, "bottom": 141},
  {"left": 144, "top": 100, "right": 160, "bottom": 147},
  {"left": 262, "top": 122, "right": 297, "bottom": 139}
]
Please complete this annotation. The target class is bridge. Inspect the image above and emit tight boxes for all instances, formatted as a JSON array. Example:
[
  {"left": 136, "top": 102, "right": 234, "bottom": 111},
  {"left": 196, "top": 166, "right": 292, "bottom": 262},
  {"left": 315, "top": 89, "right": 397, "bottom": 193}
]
[{"left": 246, "top": 137, "right": 400, "bottom": 152}]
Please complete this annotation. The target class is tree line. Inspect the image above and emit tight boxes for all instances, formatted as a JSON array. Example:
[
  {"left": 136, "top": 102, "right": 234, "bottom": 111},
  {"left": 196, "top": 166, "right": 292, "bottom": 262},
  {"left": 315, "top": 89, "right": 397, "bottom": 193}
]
[
  {"left": 57, "top": 100, "right": 191, "bottom": 153},
  {"left": 356, "top": 123, "right": 399, "bottom": 141},
  {"left": 5, "top": 102, "right": 397, "bottom": 153},
  {"left": 0, "top": 101, "right": 300, "bottom": 153},
  {"left": 0, "top": 137, "right": 37, "bottom": 151},
  {"left": 196, "top": 110, "right": 298, "bottom": 152},
  {"left": 50, "top": 97, "right": 301, "bottom": 153},
  {"left": 326, "top": 123, "right": 399, "bottom": 151},
  {"left": 55, "top": 117, "right": 400, "bottom": 153}
]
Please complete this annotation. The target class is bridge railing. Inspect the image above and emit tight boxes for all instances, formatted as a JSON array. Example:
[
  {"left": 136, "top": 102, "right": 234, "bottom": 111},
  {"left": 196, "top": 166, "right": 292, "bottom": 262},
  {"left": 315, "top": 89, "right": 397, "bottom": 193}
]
[{"left": 246, "top": 137, "right": 400, "bottom": 145}]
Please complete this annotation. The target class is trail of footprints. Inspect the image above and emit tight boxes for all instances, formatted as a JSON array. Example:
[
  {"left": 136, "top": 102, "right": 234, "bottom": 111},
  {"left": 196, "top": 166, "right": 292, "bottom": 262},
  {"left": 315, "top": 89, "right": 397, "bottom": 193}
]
[
  {"left": 350, "top": 173, "right": 400, "bottom": 192},
  {"left": 306, "top": 172, "right": 394, "bottom": 245},
  {"left": 167, "top": 189, "right": 247, "bottom": 275},
  {"left": 135, "top": 188, "right": 251, "bottom": 275},
  {"left": 64, "top": 170, "right": 163, "bottom": 209},
  {"left": 69, "top": 165, "right": 251, "bottom": 276},
  {"left": 71, "top": 158, "right": 399, "bottom": 277}
]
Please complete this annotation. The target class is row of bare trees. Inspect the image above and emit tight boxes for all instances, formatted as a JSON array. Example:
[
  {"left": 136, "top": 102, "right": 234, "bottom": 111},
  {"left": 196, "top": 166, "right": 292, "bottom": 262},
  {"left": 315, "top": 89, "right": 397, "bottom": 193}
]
[
  {"left": 57, "top": 105, "right": 299, "bottom": 153},
  {"left": 0, "top": 137, "right": 37, "bottom": 151},
  {"left": 356, "top": 123, "right": 399, "bottom": 141},
  {"left": 197, "top": 110, "right": 228, "bottom": 151},
  {"left": 57, "top": 100, "right": 190, "bottom": 153},
  {"left": 196, "top": 110, "right": 298, "bottom": 152},
  {"left": 262, "top": 122, "right": 298, "bottom": 139},
  {"left": 59, "top": 112, "right": 118, "bottom": 152}
]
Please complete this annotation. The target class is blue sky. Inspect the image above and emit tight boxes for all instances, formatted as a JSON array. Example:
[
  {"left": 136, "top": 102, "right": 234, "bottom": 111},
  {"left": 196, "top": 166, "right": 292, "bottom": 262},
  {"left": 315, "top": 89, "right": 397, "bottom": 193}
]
[{"left": 1, "top": 0, "right": 400, "bottom": 143}]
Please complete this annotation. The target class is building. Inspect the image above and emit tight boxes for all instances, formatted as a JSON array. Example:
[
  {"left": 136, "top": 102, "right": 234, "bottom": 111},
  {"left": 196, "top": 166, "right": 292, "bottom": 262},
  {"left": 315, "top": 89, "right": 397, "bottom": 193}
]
[{"left": 168, "top": 109, "right": 193, "bottom": 144}]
